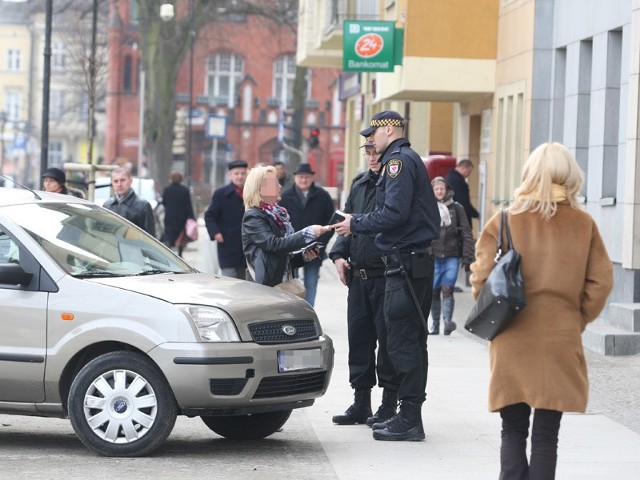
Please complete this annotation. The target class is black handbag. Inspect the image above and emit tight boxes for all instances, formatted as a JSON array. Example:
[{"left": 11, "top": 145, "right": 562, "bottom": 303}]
[{"left": 464, "top": 209, "right": 526, "bottom": 340}]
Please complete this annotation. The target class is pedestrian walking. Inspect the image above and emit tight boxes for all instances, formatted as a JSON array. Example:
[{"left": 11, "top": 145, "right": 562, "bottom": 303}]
[
  {"left": 161, "top": 171, "right": 195, "bottom": 257},
  {"left": 470, "top": 142, "right": 613, "bottom": 479},
  {"left": 333, "top": 110, "right": 440, "bottom": 441},
  {"left": 330, "top": 141, "right": 401, "bottom": 427},
  {"left": 241, "top": 164, "right": 330, "bottom": 287},
  {"left": 279, "top": 163, "right": 334, "bottom": 306},
  {"left": 445, "top": 158, "right": 479, "bottom": 230},
  {"left": 204, "top": 160, "right": 248, "bottom": 279},
  {"left": 103, "top": 167, "right": 155, "bottom": 236},
  {"left": 429, "top": 176, "right": 475, "bottom": 335},
  {"left": 272, "top": 160, "right": 294, "bottom": 191}
]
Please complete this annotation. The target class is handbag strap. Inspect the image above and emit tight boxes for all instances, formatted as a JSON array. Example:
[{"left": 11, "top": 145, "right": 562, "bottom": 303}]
[
  {"left": 495, "top": 209, "right": 514, "bottom": 262},
  {"left": 504, "top": 209, "right": 515, "bottom": 250}
]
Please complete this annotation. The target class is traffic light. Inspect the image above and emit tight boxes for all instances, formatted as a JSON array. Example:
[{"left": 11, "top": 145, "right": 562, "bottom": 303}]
[{"left": 308, "top": 127, "right": 320, "bottom": 148}]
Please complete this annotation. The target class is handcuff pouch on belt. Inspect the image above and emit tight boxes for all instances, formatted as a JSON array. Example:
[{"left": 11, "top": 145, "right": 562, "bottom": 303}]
[{"left": 383, "top": 247, "right": 432, "bottom": 279}]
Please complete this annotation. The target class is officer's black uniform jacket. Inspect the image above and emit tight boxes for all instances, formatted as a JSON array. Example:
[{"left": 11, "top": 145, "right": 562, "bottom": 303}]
[
  {"left": 351, "top": 138, "right": 440, "bottom": 253},
  {"left": 329, "top": 170, "right": 385, "bottom": 269},
  {"left": 104, "top": 189, "right": 156, "bottom": 237}
]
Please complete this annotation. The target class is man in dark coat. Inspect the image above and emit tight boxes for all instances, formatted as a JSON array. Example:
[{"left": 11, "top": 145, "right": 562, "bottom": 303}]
[
  {"left": 445, "top": 159, "right": 479, "bottom": 229},
  {"left": 204, "top": 160, "right": 248, "bottom": 278},
  {"left": 161, "top": 171, "right": 194, "bottom": 256},
  {"left": 103, "top": 167, "right": 155, "bottom": 236},
  {"left": 279, "top": 163, "right": 334, "bottom": 306}
]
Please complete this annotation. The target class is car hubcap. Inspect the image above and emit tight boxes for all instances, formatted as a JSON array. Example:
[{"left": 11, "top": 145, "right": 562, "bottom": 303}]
[{"left": 83, "top": 369, "right": 158, "bottom": 444}]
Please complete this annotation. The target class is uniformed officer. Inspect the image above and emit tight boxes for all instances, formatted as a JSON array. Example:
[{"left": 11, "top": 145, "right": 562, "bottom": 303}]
[
  {"left": 330, "top": 140, "right": 402, "bottom": 427},
  {"left": 333, "top": 110, "right": 440, "bottom": 441}
]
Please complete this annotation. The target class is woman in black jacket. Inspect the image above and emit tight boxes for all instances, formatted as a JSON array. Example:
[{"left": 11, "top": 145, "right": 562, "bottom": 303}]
[
  {"left": 241, "top": 165, "right": 330, "bottom": 287},
  {"left": 430, "top": 176, "right": 475, "bottom": 335},
  {"left": 161, "top": 171, "right": 194, "bottom": 257}
]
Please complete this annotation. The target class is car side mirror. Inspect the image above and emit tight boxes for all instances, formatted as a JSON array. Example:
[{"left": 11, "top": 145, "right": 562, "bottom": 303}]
[{"left": 0, "top": 263, "right": 33, "bottom": 286}]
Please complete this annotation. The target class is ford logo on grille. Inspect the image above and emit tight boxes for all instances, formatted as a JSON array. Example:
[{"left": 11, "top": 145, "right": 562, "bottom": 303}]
[{"left": 282, "top": 325, "right": 297, "bottom": 336}]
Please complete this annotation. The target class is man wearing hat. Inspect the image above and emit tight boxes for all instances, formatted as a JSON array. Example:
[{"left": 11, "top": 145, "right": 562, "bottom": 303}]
[
  {"left": 279, "top": 163, "right": 334, "bottom": 305},
  {"left": 42, "top": 167, "right": 84, "bottom": 198},
  {"left": 333, "top": 110, "right": 440, "bottom": 442},
  {"left": 329, "top": 140, "right": 401, "bottom": 428},
  {"left": 204, "top": 159, "right": 248, "bottom": 278}
]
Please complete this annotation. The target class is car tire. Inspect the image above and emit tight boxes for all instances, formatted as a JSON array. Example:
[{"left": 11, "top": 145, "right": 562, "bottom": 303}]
[
  {"left": 201, "top": 410, "right": 292, "bottom": 440},
  {"left": 68, "top": 351, "right": 178, "bottom": 457}
]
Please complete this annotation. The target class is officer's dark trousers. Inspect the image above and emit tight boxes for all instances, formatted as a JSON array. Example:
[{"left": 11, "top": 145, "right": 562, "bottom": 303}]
[
  {"left": 383, "top": 258, "right": 434, "bottom": 403},
  {"left": 347, "top": 275, "right": 401, "bottom": 390},
  {"left": 499, "top": 402, "right": 563, "bottom": 480}
]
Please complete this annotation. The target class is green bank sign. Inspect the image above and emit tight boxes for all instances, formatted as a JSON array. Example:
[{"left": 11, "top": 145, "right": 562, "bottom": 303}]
[{"left": 343, "top": 20, "right": 402, "bottom": 73}]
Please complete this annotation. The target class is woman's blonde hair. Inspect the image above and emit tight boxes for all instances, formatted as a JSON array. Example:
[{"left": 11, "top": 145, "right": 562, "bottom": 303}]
[
  {"left": 511, "top": 142, "right": 584, "bottom": 220},
  {"left": 243, "top": 164, "right": 276, "bottom": 209}
]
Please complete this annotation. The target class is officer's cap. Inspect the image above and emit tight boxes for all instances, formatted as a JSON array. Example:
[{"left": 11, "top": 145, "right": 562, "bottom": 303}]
[{"left": 359, "top": 110, "right": 405, "bottom": 137}]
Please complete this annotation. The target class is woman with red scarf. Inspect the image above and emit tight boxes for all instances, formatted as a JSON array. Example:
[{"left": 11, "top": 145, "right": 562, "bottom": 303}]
[{"left": 242, "top": 165, "right": 330, "bottom": 288}]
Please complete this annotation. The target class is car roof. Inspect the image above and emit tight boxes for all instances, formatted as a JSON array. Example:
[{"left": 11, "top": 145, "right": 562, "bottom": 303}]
[{"left": 0, "top": 187, "right": 88, "bottom": 207}]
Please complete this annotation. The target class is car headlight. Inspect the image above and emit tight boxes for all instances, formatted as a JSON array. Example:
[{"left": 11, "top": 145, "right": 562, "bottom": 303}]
[{"left": 181, "top": 306, "right": 240, "bottom": 342}]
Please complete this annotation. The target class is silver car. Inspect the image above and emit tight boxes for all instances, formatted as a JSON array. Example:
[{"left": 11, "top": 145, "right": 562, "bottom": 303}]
[{"left": 0, "top": 187, "right": 333, "bottom": 457}]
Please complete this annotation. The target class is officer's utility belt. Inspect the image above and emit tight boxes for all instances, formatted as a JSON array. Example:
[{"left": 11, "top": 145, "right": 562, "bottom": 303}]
[
  {"left": 349, "top": 263, "right": 385, "bottom": 280},
  {"left": 382, "top": 244, "right": 433, "bottom": 279}
]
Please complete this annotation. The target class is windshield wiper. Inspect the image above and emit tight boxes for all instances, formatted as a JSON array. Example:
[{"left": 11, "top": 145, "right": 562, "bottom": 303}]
[
  {"left": 134, "top": 268, "right": 180, "bottom": 276},
  {"left": 73, "top": 270, "right": 124, "bottom": 278}
]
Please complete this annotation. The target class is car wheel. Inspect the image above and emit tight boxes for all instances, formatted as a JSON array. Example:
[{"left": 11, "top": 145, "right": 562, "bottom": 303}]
[
  {"left": 68, "top": 351, "right": 178, "bottom": 457},
  {"left": 201, "top": 410, "right": 292, "bottom": 440}
]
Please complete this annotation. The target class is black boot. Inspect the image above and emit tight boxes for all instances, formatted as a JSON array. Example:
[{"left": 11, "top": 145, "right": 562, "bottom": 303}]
[
  {"left": 430, "top": 299, "right": 441, "bottom": 335},
  {"left": 372, "top": 400, "right": 425, "bottom": 441},
  {"left": 366, "top": 389, "right": 397, "bottom": 427},
  {"left": 332, "top": 389, "right": 372, "bottom": 425},
  {"left": 443, "top": 295, "right": 457, "bottom": 335}
]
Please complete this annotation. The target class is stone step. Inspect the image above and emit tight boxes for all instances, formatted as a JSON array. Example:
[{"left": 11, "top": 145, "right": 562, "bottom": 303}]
[
  {"left": 583, "top": 323, "right": 640, "bottom": 356},
  {"left": 608, "top": 303, "right": 640, "bottom": 332}
]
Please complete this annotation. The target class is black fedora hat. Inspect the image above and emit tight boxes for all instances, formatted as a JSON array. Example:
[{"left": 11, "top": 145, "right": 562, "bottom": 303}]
[{"left": 294, "top": 163, "right": 315, "bottom": 175}]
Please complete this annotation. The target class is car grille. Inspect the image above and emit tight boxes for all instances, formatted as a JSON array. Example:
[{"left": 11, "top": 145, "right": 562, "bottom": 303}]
[
  {"left": 248, "top": 319, "right": 319, "bottom": 344},
  {"left": 253, "top": 371, "right": 327, "bottom": 399},
  {"left": 210, "top": 378, "right": 248, "bottom": 396}
]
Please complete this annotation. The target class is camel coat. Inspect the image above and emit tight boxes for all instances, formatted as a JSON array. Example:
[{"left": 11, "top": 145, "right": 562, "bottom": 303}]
[{"left": 470, "top": 204, "right": 613, "bottom": 413}]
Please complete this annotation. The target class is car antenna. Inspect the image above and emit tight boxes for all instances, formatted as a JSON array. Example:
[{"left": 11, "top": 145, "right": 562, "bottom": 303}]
[{"left": 1, "top": 174, "right": 42, "bottom": 200}]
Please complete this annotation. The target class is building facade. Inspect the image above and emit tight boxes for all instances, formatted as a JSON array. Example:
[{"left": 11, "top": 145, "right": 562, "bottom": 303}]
[{"left": 298, "top": 0, "right": 640, "bottom": 354}]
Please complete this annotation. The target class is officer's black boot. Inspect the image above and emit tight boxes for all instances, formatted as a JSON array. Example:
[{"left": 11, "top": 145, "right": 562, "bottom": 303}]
[
  {"left": 372, "top": 400, "right": 425, "bottom": 441},
  {"left": 430, "top": 299, "right": 441, "bottom": 335},
  {"left": 442, "top": 293, "right": 457, "bottom": 335},
  {"left": 366, "top": 388, "right": 397, "bottom": 427},
  {"left": 332, "top": 388, "right": 372, "bottom": 425}
]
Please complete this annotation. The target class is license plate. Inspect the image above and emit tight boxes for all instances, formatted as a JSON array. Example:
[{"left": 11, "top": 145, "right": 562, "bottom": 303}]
[{"left": 277, "top": 348, "right": 323, "bottom": 373}]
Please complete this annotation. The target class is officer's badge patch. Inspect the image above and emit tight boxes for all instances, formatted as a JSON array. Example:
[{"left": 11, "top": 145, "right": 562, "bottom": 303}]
[{"left": 387, "top": 159, "right": 402, "bottom": 178}]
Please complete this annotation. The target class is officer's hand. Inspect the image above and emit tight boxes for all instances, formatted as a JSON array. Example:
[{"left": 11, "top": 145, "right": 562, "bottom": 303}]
[
  {"left": 332, "top": 215, "right": 352, "bottom": 237},
  {"left": 214, "top": 233, "right": 224, "bottom": 243},
  {"left": 333, "top": 258, "right": 350, "bottom": 286}
]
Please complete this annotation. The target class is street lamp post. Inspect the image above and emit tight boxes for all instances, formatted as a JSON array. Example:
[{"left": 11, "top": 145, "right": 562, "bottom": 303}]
[
  {"left": 40, "top": 0, "right": 53, "bottom": 179},
  {"left": 0, "top": 111, "right": 6, "bottom": 177}
]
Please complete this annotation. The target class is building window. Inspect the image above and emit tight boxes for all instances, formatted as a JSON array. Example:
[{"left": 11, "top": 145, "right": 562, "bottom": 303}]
[
  {"left": 6, "top": 49, "right": 21, "bottom": 71},
  {"left": 52, "top": 42, "right": 66, "bottom": 71},
  {"left": 551, "top": 47, "right": 566, "bottom": 142},
  {"left": 601, "top": 30, "right": 622, "bottom": 199},
  {"left": 5, "top": 92, "right": 22, "bottom": 121},
  {"left": 48, "top": 141, "right": 64, "bottom": 167},
  {"left": 130, "top": 0, "right": 139, "bottom": 25},
  {"left": 273, "top": 55, "right": 297, "bottom": 108},
  {"left": 123, "top": 55, "right": 133, "bottom": 92},
  {"left": 206, "top": 52, "right": 244, "bottom": 107},
  {"left": 576, "top": 39, "right": 593, "bottom": 183},
  {"left": 51, "top": 90, "right": 65, "bottom": 120}
]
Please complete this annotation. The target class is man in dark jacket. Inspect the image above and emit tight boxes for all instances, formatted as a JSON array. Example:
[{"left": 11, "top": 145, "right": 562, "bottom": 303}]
[
  {"left": 333, "top": 110, "right": 440, "bottom": 442},
  {"left": 161, "top": 170, "right": 194, "bottom": 257},
  {"left": 330, "top": 142, "right": 401, "bottom": 428},
  {"left": 204, "top": 160, "right": 248, "bottom": 278},
  {"left": 279, "top": 163, "right": 334, "bottom": 306},
  {"left": 445, "top": 159, "right": 479, "bottom": 229},
  {"left": 103, "top": 167, "right": 155, "bottom": 236}
]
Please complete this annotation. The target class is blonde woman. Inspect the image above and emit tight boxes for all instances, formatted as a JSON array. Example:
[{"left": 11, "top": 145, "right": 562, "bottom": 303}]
[
  {"left": 241, "top": 165, "right": 330, "bottom": 287},
  {"left": 470, "top": 143, "right": 613, "bottom": 479}
]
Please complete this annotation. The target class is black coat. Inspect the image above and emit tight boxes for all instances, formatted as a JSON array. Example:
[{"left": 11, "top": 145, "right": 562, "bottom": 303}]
[
  {"left": 161, "top": 182, "right": 194, "bottom": 247},
  {"left": 329, "top": 170, "right": 384, "bottom": 269},
  {"left": 104, "top": 190, "right": 155, "bottom": 237},
  {"left": 204, "top": 183, "right": 246, "bottom": 269},
  {"left": 278, "top": 183, "right": 334, "bottom": 255},
  {"left": 444, "top": 168, "right": 479, "bottom": 223},
  {"left": 242, "top": 207, "right": 307, "bottom": 287}
]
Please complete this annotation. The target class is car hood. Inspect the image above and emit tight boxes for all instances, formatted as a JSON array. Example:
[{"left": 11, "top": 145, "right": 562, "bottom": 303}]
[{"left": 89, "top": 272, "right": 317, "bottom": 322}]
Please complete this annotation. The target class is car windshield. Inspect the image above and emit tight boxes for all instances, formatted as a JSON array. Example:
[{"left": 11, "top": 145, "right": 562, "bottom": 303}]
[{"left": 1, "top": 202, "right": 192, "bottom": 277}]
